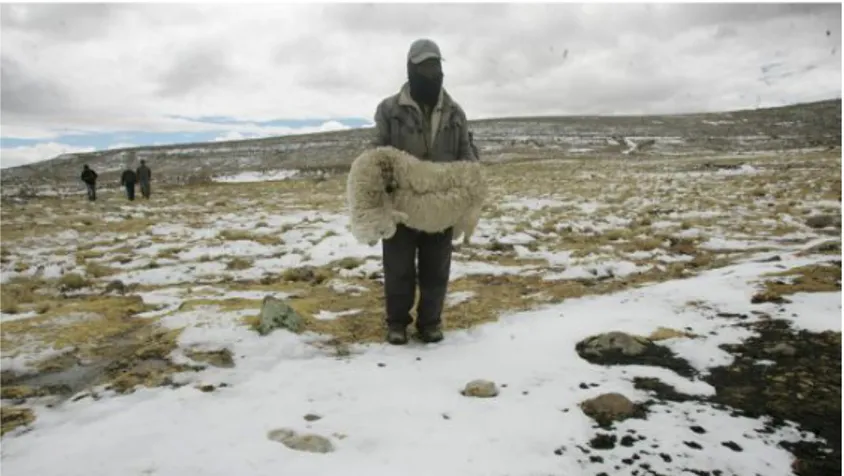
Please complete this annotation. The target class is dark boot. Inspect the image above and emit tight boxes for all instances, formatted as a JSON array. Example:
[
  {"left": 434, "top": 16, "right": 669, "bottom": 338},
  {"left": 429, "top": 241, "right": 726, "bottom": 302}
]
[
  {"left": 416, "top": 326, "right": 444, "bottom": 343},
  {"left": 386, "top": 326, "right": 409, "bottom": 345},
  {"left": 415, "top": 227, "right": 453, "bottom": 340}
]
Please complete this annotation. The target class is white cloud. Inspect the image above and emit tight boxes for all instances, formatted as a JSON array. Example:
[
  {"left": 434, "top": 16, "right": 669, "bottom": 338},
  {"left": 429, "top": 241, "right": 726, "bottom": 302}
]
[
  {"left": 0, "top": 3, "right": 840, "bottom": 139},
  {"left": 0, "top": 142, "right": 96, "bottom": 169}
]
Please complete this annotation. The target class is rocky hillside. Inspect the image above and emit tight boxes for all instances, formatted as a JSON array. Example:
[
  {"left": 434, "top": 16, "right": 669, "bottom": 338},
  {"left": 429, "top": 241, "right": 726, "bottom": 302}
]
[{"left": 1, "top": 98, "right": 840, "bottom": 191}]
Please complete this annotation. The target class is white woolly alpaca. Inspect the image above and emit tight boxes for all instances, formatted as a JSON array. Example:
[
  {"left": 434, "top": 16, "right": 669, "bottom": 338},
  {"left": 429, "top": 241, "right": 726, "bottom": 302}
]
[{"left": 346, "top": 146, "right": 487, "bottom": 246}]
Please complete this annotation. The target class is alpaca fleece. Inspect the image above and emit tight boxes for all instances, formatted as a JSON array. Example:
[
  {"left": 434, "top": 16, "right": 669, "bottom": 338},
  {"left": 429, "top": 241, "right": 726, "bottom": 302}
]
[{"left": 346, "top": 146, "right": 487, "bottom": 246}]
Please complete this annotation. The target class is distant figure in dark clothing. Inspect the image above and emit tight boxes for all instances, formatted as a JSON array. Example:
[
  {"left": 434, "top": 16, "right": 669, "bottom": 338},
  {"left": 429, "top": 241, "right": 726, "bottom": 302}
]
[
  {"left": 121, "top": 168, "right": 137, "bottom": 201},
  {"left": 136, "top": 160, "right": 152, "bottom": 199},
  {"left": 81, "top": 164, "right": 98, "bottom": 201}
]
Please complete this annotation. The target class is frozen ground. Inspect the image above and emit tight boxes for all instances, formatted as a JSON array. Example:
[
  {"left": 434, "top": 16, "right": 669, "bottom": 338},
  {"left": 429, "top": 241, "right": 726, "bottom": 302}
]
[{"left": 0, "top": 149, "right": 840, "bottom": 475}]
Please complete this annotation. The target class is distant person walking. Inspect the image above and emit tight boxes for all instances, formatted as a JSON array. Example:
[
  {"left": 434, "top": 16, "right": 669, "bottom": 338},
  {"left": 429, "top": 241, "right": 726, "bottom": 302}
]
[
  {"left": 136, "top": 159, "right": 152, "bottom": 199},
  {"left": 121, "top": 167, "right": 137, "bottom": 201},
  {"left": 80, "top": 164, "right": 98, "bottom": 201}
]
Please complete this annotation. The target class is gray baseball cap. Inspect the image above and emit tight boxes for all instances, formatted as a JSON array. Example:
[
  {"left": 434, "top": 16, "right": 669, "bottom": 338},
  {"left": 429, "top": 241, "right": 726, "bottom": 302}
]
[{"left": 407, "top": 38, "right": 443, "bottom": 64}]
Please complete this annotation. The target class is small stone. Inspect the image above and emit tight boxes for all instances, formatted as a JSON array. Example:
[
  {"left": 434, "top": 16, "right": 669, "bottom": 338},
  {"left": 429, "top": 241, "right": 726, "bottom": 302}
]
[
  {"left": 461, "top": 379, "right": 499, "bottom": 398},
  {"left": 579, "top": 382, "right": 589, "bottom": 389},
  {"left": 377, "top": 362, "right": 386, "bottom": 368},
  {"left": 103, "top": 279, "right": 127, "bottom": 294},
  {"left": 197, "top": 384, "right": 216, "bottom": 393},
  {"left": 257, "top": 295, "right": 304, "bottom": 335},
  {"left": 721, "top": 441, "right": 743, "bottom": 452},
  {"left": 659, "top": 453, "right": 672, "bottom": 462},
  {"left": 620, "top": 435, "right": 636, "bottom": 447},
  {"left": 579, "top": 331, "right": 650, "bottom": 357},
  {"left": 304, "top": 414, "right": 322, "bottom": 422},
  {"left": 806, "top": 214, "right": 839, "bottom": 229},
  {"left": 589, "top": 455, "right": 604, "bottom": 463},
  {"left": 690, "top": 425, "right": 707, "bottom": 434},
  {"left": 267, "top": 428, "right": 334, "bottom": 453},
  {"left": 580, "top": 393, "right": 640, "bottom": 426}
]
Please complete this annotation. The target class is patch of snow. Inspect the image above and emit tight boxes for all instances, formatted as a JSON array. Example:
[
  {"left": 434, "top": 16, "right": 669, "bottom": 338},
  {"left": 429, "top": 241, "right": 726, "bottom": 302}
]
[{"left": 213, "top": 169, "right": 299, "bottom": 183}]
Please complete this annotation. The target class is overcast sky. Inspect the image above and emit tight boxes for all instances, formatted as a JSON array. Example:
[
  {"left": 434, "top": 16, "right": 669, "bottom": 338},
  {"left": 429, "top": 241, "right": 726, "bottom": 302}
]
[{"left": 1, "top": 2, "right": 840, "bottom": 168}]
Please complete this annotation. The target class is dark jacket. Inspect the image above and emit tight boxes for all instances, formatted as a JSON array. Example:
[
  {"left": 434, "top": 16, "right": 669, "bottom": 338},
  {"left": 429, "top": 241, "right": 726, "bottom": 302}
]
[
  {"left": 371, "top": 83, "right": 477, "bottom": 162},
  {"left": 81, "top": 168, "right": 97, "bottom": 184},
  {"left": 121, "top": 170, "right": 137, "bottom": 185},
  {"left": 136, "top": 164, "right": 151, "bottom": 183}
]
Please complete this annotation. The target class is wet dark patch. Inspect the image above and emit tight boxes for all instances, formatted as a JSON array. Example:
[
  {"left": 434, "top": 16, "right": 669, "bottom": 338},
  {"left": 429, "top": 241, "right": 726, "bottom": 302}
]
[
  {"left": 588, "top": 433, "right": 617, "bottom": 450},
  {"left": 704, "top": 319, "right": 841, "bottom": 476},
  {"left": 633, "top": 317, "right": 840, "bottom": 476},
  {"left": 575, "top": 340, "right": 697, "bottom": 378}
]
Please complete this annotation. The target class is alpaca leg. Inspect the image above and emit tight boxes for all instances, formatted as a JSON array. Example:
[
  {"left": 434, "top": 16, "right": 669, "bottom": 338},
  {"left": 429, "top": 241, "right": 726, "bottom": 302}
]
[
  {"left": 381, "top": 224, "right": 417, "bottom": 330},
  {"left": 416, "top": 227, "right": 453, "bottom": 332}
]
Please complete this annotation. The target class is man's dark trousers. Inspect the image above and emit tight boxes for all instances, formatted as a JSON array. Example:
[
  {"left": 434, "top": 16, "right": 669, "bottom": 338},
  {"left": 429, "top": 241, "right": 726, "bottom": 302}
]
[
  {"left": 382, "top": 224, "right": 453, "bottom": 331},
  {"left": 86, "top": 183, "right": 96, "bottom": 201},
  {"left": 125, "top": 182, "right": 136, "bottom": 201},
  {"left": 140, "top": 181, "right": 151, "bottom": 199}
]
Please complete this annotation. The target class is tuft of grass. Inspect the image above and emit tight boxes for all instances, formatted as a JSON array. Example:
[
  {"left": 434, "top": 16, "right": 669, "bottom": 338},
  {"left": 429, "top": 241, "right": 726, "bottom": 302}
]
[
  {"left": 219, "top": 229, "right": 284, "bottom": 246},
  {"left": 59, "top": 273, "right": 90, "bottom": 290},
  {"left": 226, "top": 257, "right": 254, "bottom": 270},
  {"left": 85, "top": 262, "right": 119, "bottom": 278}
]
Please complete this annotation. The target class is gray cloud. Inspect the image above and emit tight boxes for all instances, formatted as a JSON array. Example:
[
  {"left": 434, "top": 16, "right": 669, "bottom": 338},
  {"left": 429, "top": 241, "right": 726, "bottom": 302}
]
[
  {"left": 0, "top": 3, "right": 120, "bottom": 42},
  {"left": 0, "top": 2, "right": 840, "bottom": 149},
  {"left": 156, "top": 45, "right": 235, "bottom": 98},
  {"left": 0, "top": 56, "right": 71, "bottom": 116}
]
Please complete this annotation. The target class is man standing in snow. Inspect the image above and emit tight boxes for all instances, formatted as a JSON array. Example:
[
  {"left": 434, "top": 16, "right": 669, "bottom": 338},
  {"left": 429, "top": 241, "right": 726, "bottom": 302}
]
[{"left": 370, "top": 38, "right": 478, "bottom": 345}]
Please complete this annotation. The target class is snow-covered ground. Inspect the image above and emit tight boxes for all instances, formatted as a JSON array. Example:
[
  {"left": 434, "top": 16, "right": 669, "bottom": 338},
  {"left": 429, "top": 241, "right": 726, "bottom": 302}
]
[{"left": 0, "top": 251, "right": 839, "bottom": 476}]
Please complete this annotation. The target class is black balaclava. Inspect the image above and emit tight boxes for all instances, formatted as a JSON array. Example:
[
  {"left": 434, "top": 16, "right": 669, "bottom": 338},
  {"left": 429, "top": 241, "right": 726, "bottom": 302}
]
[{"left": 407, "top": 60, "right": 443, "bottom": 109}]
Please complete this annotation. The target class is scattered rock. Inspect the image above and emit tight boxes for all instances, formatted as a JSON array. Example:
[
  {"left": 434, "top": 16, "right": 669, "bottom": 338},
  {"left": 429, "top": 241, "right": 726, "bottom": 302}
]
[
  {"left": 722, "top": 441, "right": 743, "bottom": 452},
  {"left": 186, "top": 348, "right": 236, "bottom": 368},
  {"left": 764, "top": 342, "right": 797, "bottom": 357},
  {"left": 576, "top": 332, "right": 697, "bottom": 378},
  {"left": 257, "top": 295, "right": 304, "bottom": 335},
  {"left": 805, "top": 214, "right": 839, "bottom": 229},
  {"left": 619, "top": 435, "right": 636, "bottom": 447},
  {"left": 103, "top": 279, "right": 127, "bottom": 295},
  {"left": 690, "top": 425, "right": 707, "bottom": 434},
  {"left": 580, "top": 393, "right": 644, "bottom": 427},
  {"left": 461, "top": 379, "right": 499, "bottom": 398},
  {"left": 267, "top": 428, "right": 334, "bottom": 453},
  {"left": 578, "top": 331, "right": 650, "bottom": 357},
  {"left": 1, "top": 406, "right": 35, "bottom": 436},
  {"left": 196, "top": 384, "right": 216, "bottom": 393}
]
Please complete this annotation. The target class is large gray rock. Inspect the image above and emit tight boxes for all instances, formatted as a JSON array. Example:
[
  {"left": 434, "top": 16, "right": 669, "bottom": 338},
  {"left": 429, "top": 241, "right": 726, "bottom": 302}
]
[
  {"left": 579, "top": 331, "right": 650, "bottom": 357},
  {"left": 267, "top": 428, "right": 334, "bottom": 453},
  {"left": 257, "top": 296, "right": 304, "bottom": 335}
]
